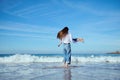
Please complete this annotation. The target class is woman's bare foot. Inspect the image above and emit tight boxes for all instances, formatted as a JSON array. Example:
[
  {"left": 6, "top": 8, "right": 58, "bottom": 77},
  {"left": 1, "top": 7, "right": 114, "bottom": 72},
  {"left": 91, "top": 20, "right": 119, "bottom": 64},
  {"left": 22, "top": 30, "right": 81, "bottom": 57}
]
[
  {"left": 64, "top": 63, "right": 69, "bottom": 68},
  {"left": 64, "top": 63, "right": 66, "bottom": 68}
]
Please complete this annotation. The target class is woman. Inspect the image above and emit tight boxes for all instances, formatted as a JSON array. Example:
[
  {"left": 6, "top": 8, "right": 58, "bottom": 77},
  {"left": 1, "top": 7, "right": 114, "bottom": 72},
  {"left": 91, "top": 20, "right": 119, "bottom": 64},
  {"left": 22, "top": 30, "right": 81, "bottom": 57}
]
[{"left": 57, "top": 27, "right": 84, "bottom": 68}]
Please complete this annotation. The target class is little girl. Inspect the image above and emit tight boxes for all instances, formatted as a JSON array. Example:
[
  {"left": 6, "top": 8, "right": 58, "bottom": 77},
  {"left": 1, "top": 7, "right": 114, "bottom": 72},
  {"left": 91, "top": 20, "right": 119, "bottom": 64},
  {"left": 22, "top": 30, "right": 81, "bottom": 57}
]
[{"left": 57, "top": 27, "right": 84, "bottom": 68}]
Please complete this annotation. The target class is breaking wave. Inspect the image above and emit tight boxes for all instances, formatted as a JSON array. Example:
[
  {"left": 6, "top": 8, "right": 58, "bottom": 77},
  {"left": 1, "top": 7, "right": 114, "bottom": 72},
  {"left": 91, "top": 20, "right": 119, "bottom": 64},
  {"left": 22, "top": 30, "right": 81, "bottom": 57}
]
[{"left": 0, "top": 54, "right": 120, "bottom": 63}]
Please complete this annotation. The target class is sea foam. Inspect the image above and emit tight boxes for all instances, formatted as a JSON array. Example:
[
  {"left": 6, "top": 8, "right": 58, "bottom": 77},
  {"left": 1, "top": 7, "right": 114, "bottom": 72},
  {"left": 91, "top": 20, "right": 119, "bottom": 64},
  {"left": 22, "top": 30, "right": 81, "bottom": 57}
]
[{"left": 0, "top": 54, "right": 120, "bottom": 63}]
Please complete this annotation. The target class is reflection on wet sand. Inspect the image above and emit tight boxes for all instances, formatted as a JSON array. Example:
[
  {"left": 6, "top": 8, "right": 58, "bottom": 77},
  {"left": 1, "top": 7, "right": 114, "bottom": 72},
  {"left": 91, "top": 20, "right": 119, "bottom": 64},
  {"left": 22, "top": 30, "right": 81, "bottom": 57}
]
[{"left": 64, "top": 68, "right": 72, "bottom": 80}]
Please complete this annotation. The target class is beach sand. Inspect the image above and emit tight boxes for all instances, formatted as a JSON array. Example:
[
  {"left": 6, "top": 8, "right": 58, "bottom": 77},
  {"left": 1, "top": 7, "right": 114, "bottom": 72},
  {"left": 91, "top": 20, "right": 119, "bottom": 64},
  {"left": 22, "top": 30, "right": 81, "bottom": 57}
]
[{"left": 0, "top": 62, "right": 120, "bottom": 80}]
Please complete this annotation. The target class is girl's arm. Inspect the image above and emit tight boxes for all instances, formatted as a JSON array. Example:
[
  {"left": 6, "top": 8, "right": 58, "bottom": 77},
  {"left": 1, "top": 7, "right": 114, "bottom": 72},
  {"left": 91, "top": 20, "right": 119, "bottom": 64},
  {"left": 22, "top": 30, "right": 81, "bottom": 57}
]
[
  {"left": 77, "top": 38, "right": 84, "bottom": 43},
  {"left": 72, "top": 38, "right": 84, "bottom": 43},
  {"left": 72, "top": 38, "right": 77, "bottom": 42},
  {"left": 58, "top": 40, "right": 62, "bottom": 47}
]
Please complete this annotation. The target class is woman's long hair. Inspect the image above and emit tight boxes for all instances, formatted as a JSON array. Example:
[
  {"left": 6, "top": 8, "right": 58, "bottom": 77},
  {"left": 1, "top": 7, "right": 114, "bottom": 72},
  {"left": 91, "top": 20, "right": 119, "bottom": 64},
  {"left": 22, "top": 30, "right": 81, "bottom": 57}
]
[{"left": 57, "top": 27, "right": 69, "bottom": 40}]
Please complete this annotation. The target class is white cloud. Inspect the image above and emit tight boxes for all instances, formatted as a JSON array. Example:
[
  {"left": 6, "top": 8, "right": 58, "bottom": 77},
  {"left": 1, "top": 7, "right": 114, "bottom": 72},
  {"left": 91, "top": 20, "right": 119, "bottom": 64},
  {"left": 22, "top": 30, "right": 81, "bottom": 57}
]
[
  {"left": 0, "top": 21, "right": 60, "bottom": 39},
  {"left": 0, "top": 0, "right": 22, "bottom": 10},
  {"left": 62, "top": 0, "right": 120, "bottom": 16},
  {"left": 0, "top": 21, "right": 59, "bottom": 34},
  {"left": 71, "top": 17, "right": 120, "bottom": 34},
  {"left": 0, "top": 32, "right": 55, "bottom": 39},
  {"left": 1, "top": 0, "right": 65, "bottom": 19},
  {"left": 12, "top": 3, "right": 49, "bottom": 14}
]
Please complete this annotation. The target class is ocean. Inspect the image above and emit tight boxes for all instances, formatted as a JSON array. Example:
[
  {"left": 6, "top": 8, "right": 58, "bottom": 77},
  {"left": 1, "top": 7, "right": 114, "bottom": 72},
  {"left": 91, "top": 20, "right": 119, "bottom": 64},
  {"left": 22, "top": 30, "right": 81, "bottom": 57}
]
[
  {"left": 0, "top": 53, "right": 120, "bottom": 80},
  {"left": 0, "top": 53, "right": 120, "bottom": 63}
]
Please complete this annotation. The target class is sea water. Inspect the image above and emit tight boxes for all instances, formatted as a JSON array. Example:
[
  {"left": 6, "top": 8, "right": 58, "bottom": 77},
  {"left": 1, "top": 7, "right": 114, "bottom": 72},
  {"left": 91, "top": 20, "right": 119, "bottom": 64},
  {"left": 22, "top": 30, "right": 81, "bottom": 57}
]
[
  {"left": 0, "top": 53, "right": 120, "bottom": 63},
  {"left": 0, "top": 53, "right": 120, "bottom": 80}
]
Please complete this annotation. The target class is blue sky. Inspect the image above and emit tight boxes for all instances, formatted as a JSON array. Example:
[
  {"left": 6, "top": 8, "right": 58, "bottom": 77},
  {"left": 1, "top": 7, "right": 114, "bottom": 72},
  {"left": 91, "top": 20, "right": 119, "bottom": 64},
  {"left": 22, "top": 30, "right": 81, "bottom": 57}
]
[{"left": 0, "top": 0, "right": 120, "bottom": 54}]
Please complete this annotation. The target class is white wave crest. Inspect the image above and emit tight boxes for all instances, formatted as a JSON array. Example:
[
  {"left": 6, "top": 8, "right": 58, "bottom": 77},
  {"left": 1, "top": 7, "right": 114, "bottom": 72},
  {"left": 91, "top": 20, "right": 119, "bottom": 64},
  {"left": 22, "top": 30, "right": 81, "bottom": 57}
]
[{"left": 0, "top": 54, "right": 120, "bottom": 63}]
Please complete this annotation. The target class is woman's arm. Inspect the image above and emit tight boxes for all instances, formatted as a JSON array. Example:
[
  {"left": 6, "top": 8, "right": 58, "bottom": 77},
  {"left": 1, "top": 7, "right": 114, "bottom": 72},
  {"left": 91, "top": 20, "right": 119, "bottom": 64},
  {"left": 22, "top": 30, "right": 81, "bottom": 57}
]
[
  {"left": 72, "top": 38, "right": 77, "bottom": 42},
  {"left": 72, "top": 38, "right": 84, "bottom": 43},
  {"left": 77, "top": 38, "right": 84, "bottom": 43},
  {"left": 58, "top": 40, "right": 62, "bottom": 47}
]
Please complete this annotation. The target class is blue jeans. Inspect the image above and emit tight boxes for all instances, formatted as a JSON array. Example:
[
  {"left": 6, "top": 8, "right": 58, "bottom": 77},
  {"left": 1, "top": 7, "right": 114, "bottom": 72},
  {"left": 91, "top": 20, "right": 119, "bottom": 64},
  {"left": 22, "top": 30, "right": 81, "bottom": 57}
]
[{"left": 63, "top": 43, "right": 71, "bottom": 64}]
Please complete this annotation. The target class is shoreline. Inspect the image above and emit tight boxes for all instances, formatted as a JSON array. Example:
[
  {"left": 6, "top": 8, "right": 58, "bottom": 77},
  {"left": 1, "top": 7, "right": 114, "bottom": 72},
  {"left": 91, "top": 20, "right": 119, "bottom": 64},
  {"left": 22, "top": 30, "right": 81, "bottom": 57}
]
[
  {"left": 107, "top": 51, "right": 120, "bottom": 54},
  {"left": 0, "top": 62, "right": 120, "bottom": 80}
]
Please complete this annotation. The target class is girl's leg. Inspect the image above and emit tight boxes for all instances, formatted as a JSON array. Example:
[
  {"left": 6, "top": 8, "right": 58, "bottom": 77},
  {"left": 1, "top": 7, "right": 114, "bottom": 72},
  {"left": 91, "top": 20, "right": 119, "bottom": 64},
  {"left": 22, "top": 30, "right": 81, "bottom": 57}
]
[
  {"left": 63, "top": 44, "right": 71, "bottom": 68},
  {"left": 66, "top": 44, "right": 71, "bottom": 66},
  {"left": 63, "top": 49, "right": 67, "bottom": 63},
  {"left": 63, "top": 44, "right": 67, "bottom": 67}
]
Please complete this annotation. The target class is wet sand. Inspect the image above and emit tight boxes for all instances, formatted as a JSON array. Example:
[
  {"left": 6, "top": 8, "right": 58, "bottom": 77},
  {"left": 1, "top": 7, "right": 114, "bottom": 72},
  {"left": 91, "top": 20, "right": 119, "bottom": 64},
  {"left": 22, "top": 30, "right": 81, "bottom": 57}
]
[{"left": 0, "top": 62, "right": 120, "bottom": 80}]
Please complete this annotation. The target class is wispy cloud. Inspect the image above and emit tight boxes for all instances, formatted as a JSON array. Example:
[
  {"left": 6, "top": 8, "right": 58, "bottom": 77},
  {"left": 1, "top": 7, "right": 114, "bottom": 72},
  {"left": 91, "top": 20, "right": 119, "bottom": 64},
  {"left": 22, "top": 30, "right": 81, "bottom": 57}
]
[
  {"left": 1, "top": 2, "right": 49, "bottom": 18},
  {"left": 11, "top": 4, "right": 52, "bottom": 18},
  {"left": 70, "top": 16, "right": 120, "bottom": 42},
  {"left": 72, "top": 17, "right": 120, "bottom": 33},
  {"left": 0, "top": 0, "right": 22, "bottom": 11},
  {"left": 1, "top": 0, "right": 65, "bottom": 19},
  {"left": 12, "top": 3, "right": 49, "bottom": 14},
  {"left": 0, "top": 21, "right": 59, "bottom": 33},
  {"left": 0, "top": 21, "right": 60, "bottom": 39},
  {"left": 62, "top": 0, "right": 120, "bottom": 16},
  {"left": 0, "top": 32, "right": 55, "bottom": 39}
]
